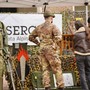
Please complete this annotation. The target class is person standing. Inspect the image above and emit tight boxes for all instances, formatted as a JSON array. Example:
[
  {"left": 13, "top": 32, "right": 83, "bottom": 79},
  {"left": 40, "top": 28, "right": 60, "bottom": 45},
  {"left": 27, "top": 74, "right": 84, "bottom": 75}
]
[
  {"left": 73, "top": 20, "right": 90, "bottom": 90},
  {"left": 88, "top": 17, "right": 90, "bottom": 28},
  {"left": 29, "top": 10, "right": 64, "bottom": 90},
  {"left": 0, "top": 21, "right": 8, "bottom": 90}
]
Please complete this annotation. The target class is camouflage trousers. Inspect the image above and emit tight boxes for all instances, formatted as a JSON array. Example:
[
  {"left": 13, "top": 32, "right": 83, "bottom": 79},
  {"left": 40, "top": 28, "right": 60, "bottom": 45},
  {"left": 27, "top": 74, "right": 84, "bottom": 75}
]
[
  {"left": 0, "top": 55, "right": 5, "bottom": 90},
  {"left": 40, "top": 46, "right": 64, "bottom": 88}
]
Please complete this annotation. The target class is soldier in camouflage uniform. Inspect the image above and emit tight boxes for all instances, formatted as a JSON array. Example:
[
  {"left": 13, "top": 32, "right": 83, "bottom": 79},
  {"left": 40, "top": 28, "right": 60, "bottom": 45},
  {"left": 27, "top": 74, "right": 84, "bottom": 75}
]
[
  {"left": 29, "top": 10, "right": 64, "bottom": 90},
  {"left": 0, "top": 21, "right": 8, "bottom": 90}
]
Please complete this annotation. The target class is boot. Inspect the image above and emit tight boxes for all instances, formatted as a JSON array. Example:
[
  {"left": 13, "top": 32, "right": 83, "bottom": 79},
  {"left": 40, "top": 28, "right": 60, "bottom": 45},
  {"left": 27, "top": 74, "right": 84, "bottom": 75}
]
[
  {"left": 57, "top": 88, "right": 64, "bottom": 90},
  {"left": 45, "top": 87, "right": 51, "bottom": 90}
]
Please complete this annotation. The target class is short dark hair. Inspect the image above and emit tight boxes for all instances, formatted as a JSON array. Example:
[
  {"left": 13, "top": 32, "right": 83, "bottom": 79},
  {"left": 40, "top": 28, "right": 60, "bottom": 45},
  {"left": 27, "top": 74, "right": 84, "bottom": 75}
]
[
  {"left": 75, "top": 20, "right": 84, "bottom": 30},
  {"left": 88, "top": 17, "right": 90, "bottom": 23}
]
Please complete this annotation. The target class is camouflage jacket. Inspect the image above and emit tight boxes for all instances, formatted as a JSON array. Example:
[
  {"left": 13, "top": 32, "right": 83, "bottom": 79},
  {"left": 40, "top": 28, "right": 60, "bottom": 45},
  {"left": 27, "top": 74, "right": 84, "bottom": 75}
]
[
  {"left": 0, "top": 21, "right": 8, "bottom": 53},
  {"left": 29, "top": 21, "right": 62, "bottom": 49},
  {"left": 0, "top": 21, "right": 8, "bottom": 75}
]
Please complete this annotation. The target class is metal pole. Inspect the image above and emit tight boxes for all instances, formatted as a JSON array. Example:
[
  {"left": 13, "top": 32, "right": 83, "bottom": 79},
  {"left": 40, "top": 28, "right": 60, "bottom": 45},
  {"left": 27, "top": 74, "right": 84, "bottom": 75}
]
[
  {"left": 37, "top": 7, "right": 43, "bottom": 13},
  {"left": 86, "top": 5, "right": 88, "bottom": 27},
  {"left": 7, "top": 58, "right": 16, "bottom": 90},
  {"left": 84, "top": 0, "right": 88, "bottom": 27}
]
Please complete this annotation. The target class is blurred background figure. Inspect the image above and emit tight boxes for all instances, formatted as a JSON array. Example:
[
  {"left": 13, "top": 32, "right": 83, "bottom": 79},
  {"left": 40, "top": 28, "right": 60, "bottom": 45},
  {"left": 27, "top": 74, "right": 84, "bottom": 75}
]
[{"left": 73, "top": 20, "right": 90, "bottom": 90}]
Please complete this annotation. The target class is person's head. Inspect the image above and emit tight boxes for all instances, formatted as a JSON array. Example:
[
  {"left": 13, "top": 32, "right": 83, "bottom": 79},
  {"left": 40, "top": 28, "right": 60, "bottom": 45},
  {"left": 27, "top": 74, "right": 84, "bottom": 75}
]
[
  {"left": 75, "top": 20, "right": 84, "bottom": 30},
  {"left": 88, "top": 17, "right": 90, "bottom": 27},
  {"left": 43, "top": 10, "right": 55, "bottom": 23}
]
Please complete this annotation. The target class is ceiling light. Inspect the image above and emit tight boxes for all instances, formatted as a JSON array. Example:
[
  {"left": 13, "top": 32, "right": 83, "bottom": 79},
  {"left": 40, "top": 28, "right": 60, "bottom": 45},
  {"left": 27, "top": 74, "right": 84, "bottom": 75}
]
[
  {"left": 84, "top": 0, "right": 88, "bottom": 5},
  {"left": 6, "top": 0, "right": 8, "bottom": 2},
  {"left": 32, "top": 5, "right": 36, "bottom": 7},
  {"left": 43, "top": 2, "right": 48, "bottom": 5}
]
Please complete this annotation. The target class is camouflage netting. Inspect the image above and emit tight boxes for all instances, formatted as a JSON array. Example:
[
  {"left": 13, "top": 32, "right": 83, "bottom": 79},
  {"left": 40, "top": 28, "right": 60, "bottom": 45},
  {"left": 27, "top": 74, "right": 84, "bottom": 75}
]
[
  {"left": 5, "top": 46, "right": 41, "bottom": 90},
  {"left": 6, "top": 46, "right": 80, "bottom": 90},
  {"left": 60, "top": 55, "right": 80, "bottom": 86}
]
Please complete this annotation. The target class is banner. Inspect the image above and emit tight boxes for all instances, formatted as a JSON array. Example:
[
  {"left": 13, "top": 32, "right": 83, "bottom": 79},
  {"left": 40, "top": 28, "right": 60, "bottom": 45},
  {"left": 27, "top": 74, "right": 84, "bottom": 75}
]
[{"left": 0, "top": 14, "right": 62, "bottom": 45}]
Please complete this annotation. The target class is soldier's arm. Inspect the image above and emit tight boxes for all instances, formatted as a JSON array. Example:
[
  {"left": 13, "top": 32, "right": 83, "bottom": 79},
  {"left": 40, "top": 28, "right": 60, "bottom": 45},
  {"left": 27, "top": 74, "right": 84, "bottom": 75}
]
[
  {"left": 52, "top": 25, "right": 62, "bottom": 43},
  {"left": 29, "top": 28, "right": 40, "bottom": 45},
  {"left": 4, "top": 27, "right": 8, "bottom": 47}
]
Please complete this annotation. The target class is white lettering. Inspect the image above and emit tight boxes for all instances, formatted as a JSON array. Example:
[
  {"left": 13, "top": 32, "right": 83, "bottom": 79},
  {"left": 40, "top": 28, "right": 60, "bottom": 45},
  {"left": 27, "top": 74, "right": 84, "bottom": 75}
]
[
  {"left": 16, "top": 36, "right": 28, "bottom": 41},
  {"left": 8, "top": 37, "right": 15, "bottom": 41}
]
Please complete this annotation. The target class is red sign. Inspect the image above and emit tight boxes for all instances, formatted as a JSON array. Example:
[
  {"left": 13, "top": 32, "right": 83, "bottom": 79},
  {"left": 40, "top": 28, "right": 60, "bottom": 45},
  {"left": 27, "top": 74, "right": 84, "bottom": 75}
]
[{"left": 17, "top": 46, "right": 29, "bottom": 61}]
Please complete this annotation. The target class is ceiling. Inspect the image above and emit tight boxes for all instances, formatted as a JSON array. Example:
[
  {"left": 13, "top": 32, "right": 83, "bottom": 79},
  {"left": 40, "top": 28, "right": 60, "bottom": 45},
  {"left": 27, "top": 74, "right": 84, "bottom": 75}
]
[{"left": 0, "top": 0, "right": 90, "bottom": 8}]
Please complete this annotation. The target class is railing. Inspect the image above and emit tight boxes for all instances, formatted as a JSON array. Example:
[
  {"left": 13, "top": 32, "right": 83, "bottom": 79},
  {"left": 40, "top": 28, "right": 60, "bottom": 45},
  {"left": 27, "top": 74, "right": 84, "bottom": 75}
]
[{"left": 60, "top": 34, "right": 74, "bottom": 55}]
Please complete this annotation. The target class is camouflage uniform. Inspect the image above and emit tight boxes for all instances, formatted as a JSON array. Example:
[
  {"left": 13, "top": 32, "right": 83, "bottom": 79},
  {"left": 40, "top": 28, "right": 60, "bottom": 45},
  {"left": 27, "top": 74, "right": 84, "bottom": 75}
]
[
  {"left": 0, "top": 21, "right": 8, "bottom": 90},
  {"left": 29, "top": 16, "right": 64, "bottom": 88}
]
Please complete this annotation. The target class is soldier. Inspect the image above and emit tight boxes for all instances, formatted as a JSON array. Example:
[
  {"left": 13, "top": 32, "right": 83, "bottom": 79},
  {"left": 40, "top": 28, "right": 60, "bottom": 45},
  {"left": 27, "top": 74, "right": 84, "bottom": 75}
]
[
  {"left": 0, "top": 21, "right": 8, "bottom": 90},
  {"left": 29, "top": 10, "right": 64, "bottom": 90}
]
